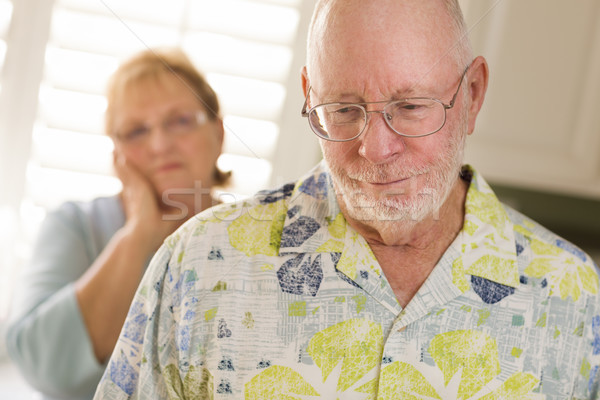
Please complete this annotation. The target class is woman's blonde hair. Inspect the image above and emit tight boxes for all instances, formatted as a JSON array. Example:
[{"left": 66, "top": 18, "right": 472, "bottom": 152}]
[{"left": 105, "top": 47, "right": 230, "bottom": 186}]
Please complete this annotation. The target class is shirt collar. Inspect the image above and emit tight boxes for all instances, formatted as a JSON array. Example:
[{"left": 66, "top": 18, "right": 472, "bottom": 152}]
[
  {"left": 278, "top": 161, "right": 340, "bottom": 255},
  {"left": 454, "top": 165, "right": 520, "bottom": 288}
]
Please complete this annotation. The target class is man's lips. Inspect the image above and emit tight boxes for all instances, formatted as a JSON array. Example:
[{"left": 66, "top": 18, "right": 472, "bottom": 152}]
[
  {"left": 367, "top": 177, "right": 412, "bottom": 186},
  {"left": 350, "top": 175, "right": 417, "bottom": 187}
]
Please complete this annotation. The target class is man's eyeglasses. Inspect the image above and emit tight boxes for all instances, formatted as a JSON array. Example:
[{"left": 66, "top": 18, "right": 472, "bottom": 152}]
[
  {"left": 115, "top": 110, "right": 208, "bottom": 145},
  {"left": 301, "top": 65, "right": 470, "bottom": 142}
]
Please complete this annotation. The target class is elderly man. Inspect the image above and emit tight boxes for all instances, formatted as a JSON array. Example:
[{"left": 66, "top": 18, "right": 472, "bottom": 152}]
[{"left": 95, "top": 0, "right": 600, "bottom": 398}]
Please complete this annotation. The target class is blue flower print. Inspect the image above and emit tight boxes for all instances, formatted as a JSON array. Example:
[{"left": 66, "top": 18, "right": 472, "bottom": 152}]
[
  {"left": 471, "top": 276, "right": 515, "bottom": 304},
  {"left": 256, "top": 183, "right": 295, "bottom": 204},
  {"left": 277, "top": 254, "right": 323, "bottom": 296},
  {"left": 122, "top": 301, "right": 148, "bottom": 344},
  {"left": 109, "top": 351, "right": 139, "bottom": 395},
  {"left": 592, "top": 316, "right": 600, "bottom": 355},
  {"left": 280, "top": 216, "right": 320, "bottom": 248},
  {"left": 299, "top": 173, "right": 329, "bottom": 200}
]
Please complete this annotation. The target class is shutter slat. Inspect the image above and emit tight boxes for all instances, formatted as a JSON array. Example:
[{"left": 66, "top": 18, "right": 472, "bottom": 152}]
[
  {"left": 32, "top": 128, "right": 113, "bottom": 175},
  {"left": 183, "top": 33, "right": 292, "bottom": 83},
  {"left": 187, "top": 0, "right": 300, "bottom": 46},
  {"left": 56, "top": 0, "right": 186, "bottom": 27}
]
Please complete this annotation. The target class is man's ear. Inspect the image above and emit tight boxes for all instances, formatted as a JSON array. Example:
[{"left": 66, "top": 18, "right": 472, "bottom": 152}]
[
  {"left": 301, "top": 66, "right": 310, "bottom": 97},
  {"left": 466, "top": 55, "right": 489, "bottom": 135}
]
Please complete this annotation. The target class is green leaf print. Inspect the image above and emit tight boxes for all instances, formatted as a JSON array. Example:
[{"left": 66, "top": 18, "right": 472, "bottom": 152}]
[
  {"left": 559, "top": 270, "right": 581, "bottom": 301},
  {"left": 163, "top": 364, "right": 213, "bottom": 400},
  {"left": 364, "top": 361, "right": 440, "bottom": 400},
  {"left": 227, "top": 201, "right": 286, "bottom": 256},
  {"left": 372, "top": 330, "right": 538, "bottom": 399},
  {"left": 580, "top": 264, "right": 599, "bottom": 294},
  {"left": 307, "top": 319, "right": 383, "bottom": 392},
  {"left": 524, "top": 258, "right": 556, "bottom": 278},
  {"left": 245, "top": 324, "right": 539, "bottom": 398},
  {"left": 465, "top": 189, "right": 509, "bottom": 240},
  {"left": 244, "top": 365, "right": 320, "bottom": 399},
  {"left": 327, "top": 212, "right": 346, "bottom": 239},
  {"left": 477, "top": 372, "right": 538, "bottom": 399},
  {"left": 525, "top": 255, "right": 598, "bottom": 302},
  {"left": 164, "top": 364, "right": 184, "bottom": 400},
  {"left": 429, "top": 330, "right": 500, "bottom": 400}
]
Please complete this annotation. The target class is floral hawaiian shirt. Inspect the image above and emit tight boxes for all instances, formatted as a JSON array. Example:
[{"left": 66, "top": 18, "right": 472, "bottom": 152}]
[{"left": 94, "top": 162, "right": 600, "bottom": 399}]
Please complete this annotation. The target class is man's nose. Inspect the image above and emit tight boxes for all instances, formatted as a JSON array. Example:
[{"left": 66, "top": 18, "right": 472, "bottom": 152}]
[{"left": 357, "top": 110, "right": 406, "bottom": 163}]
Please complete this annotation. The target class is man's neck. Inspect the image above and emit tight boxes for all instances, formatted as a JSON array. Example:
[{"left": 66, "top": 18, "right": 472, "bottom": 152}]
[{"left": 340, "top": 177, "right": 469, "bottom": 307}]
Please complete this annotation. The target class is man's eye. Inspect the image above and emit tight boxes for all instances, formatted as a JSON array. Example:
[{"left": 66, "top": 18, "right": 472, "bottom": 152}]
[
  {"left": 332, "top": 106, "right": 362, "bottom": 118},
  {"left": 390, "top": 102, "right": 430, "bottom": 117},
  {"left": 400, "top": 103, "right": 424, "bottom": 111},
  {"left": 329, "top": 106, "right": 362, "bottom": 123}
]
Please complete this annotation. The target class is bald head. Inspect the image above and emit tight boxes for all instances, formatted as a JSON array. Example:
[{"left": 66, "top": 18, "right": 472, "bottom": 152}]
[{"left": 305, "top": 0, "right": 472, "bottom": 92}]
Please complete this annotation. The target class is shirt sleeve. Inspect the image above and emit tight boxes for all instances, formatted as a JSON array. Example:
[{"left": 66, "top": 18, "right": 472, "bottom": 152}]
[
  {"left": 581, "top": 266, "right": 600, "bottom": 399},
  {"left": 5, "top": 204, "right": 106, "bottom": 398},
  {"left": 569, "top": 258, "right": 600, "bottom": 399},
  {"left": 93, "top": 242, "right": 177, "bottom": 400}
]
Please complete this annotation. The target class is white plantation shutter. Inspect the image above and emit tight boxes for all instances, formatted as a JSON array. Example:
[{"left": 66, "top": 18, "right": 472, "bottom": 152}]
[{"left": 0, "top": 0, "right": 321, "bottom": 323}]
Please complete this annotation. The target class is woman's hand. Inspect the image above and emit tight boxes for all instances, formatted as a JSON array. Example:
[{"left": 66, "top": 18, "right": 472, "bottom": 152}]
[{"left": 113, "top": 151, "right": 183, "bottom": 254}]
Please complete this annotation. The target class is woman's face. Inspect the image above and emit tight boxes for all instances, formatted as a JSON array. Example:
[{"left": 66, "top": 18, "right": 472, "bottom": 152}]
[{"left": 111, "top": 73, "right": 224, "bottom": 199}]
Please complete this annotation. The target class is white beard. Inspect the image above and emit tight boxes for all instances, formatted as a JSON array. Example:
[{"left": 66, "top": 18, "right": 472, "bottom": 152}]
[{"left": 324, "top": 126, "right": 466, "bottom": 225}]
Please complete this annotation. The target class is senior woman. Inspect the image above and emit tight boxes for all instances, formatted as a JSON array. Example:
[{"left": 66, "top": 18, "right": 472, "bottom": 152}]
[{"left": 6, "top": 48, "right": 229, "bottom": 400}]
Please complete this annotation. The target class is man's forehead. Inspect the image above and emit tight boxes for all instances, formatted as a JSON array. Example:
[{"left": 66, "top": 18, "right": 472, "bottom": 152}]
[
  {"left": 309, "top": 54, "right": 459, "bottom": 98},
  {"left": 310, "top": 75, "right": 443, "bottom": 104}
]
